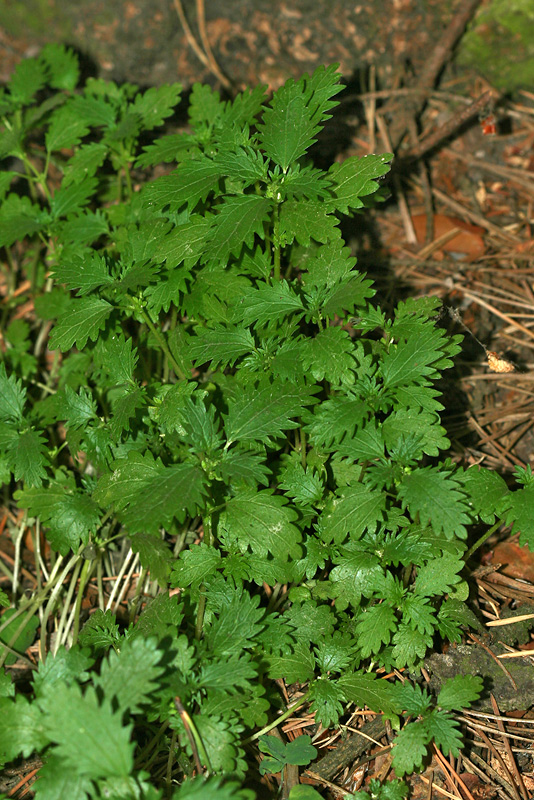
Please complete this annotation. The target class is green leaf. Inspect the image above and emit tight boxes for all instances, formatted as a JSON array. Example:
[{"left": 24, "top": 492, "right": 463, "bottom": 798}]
[
  {"left": 171, "top": 543, "right": 221, "bottom": 590},
  {"left": 40, "top": 43, "right": 80, "bottom": 90},
  {"left": 225, "top": 380, "right": 317, "bottom": 445},
  {"left": 356, "top": 604, "right": 397, "bottom": 658},
  {"left": 32, "top": 646, "right": 93, "bottom": 698},
  {"left": 61, "top": 142, "right": 108, "bottom": 187},
  {"left": 266, "top": 640, "right": 315, "bottom": 683},
  {"left": 204, "top": 195, "right": 271, "bottom": 264},
  {"left": 130, "top": 532, "right": 172, "bottom": 585},
  {"left": 279, "top": 200, "right": 340, "bottom": 246},
  {"left": 258, "top": 65, "right": 343, "bottom": 170},
  {"left": 0, "top": 695, "right": 48, "bottom": 762},
  {"left": 437, "top": 675, "right": 483, "bottom": 711},
  {"left": 0, "top": 609, "right": 39, "bottom": 665},
  {"left": 95, "top": 637, "right": 166, "bottom": 714},
  {"left": 52, "top": 253, "right": 112, "bottom": 296},
  {"left": 9, "top": 56, "right": 46, "bottom": 103},
  {"left": 0, "top": 363, "right": 26, "bottom": 424},
  {"left": 338, "top": 672, "right": 398, "bottom": 718},
  {"left": 33, "top": 754, "right": 92, "bottom": 800},
  {"left": 130, "top": 83, "right": 182, "bottom": 130},
  {"left": 8, "top": 428, "right": 48, "bottom": 487},
  {"left": 0, "top": 194, "right": 46, "bottom": 247},
  {"left": 423, "top": 709, "right": 463, "bottom": 759},
  {"left": 143, "top": 157, "right": 221, "bottom": 212},
  {"left": 219, "top": 489, "right": 302, "bottom": 560},
  {"left": 391, "top": 721, "right": 429, "bottom": 776},
  {"left": 460, "top": 466, "right": 509, "bottom": 524},
  {"left": 50, "top": 177, "right": 98, "bottom": 219},
  {"left": 46, "top": 106, "right": 90, "bottom": 151},
  {"left": 498, "top": 484, "right": 534, "bottom": 549},
  {"left": 398, "top": 467, "right": 471, "bottom": 540},
  {"left": 78, "top": 610, "right": 121, "bottom": 654},
  {"left": 207, "top": 592, "right": 265, "bottom": 656},
  {"left": 381, "top": 326, "right": 457, "bottom": 389},
  {"left": 16, "top": 480, "right": 100, "bottom": 555},
  {"left": 39, "top": 683, "right": 134, "bottom": 779},
  {"left": 189, "top": 325, "right": 255, "bottom": 369},
  {"left": 301, "top": 326, "right": 356, "bottom": 384},
  {"left": 94, "top": 452, "right": 207, "bottom": 534},
  {"left": 391, "top": 624, "right": 433, "bottom": 668},
  {"left": 328, "top": 154, "right": 392, "bottom": 213},
  {"left": 49, "top": 296, "right": 113, "bottom": 351},
  {"left": 317, "top": 485, "right": 385, "bottom": 544},
  {"left": 415, "top": 553, "right": 464, "bottom": 597},
  {"left": 237, "top": 281, "right": 305, "bottom": 328}
]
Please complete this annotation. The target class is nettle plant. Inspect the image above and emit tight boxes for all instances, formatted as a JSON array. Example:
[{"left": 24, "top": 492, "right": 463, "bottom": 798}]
[{"left": 0, "top": 45, "right": 533, "bottom": 799}]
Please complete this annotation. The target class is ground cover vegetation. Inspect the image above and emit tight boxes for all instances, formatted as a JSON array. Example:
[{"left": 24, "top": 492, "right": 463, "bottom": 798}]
[{"left": 0, "top": 45, "right": 533, "bottom": 799}]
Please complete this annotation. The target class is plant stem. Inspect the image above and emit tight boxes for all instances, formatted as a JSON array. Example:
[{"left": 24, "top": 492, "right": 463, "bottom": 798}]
[
  {"left": 241, "top": 692, "right": 310, "bottom": 744},
  {"left": 140, "top": 307, "right": 186, "bottom": 380},
  {"left": 464, "top": 520, "right": 502, "bottom": 562},
  {"left": 272, "top": 203, "right": 281, "bottom": 281},
  {"left": 71, "top": 556, "right": 95, "bottom": 647}
]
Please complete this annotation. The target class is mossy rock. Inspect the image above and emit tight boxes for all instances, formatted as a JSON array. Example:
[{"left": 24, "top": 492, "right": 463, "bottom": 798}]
[{"left": 458, "top": 0, "right": 534, "bottom": 91}]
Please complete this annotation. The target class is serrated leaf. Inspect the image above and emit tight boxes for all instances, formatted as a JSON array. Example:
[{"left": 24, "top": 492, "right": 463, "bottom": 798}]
[
  {"left": 53, "top": 252, "right": 112, "bottom": 296},
  {"left": 237, "top": 280, "right": 305, "bottom": 328},
  {"left": 204, "top": 195, "right": 271, "bottom": 264},
  {"left": 258, "top": 65, "right": 343, "bottom": 170},
  {"left": 437, "top": 675, "right": 483, "bottom": 710},
  {"left": 135, "top": 132, "right": 194, "bottom": 167},
  {"left": 317, "top": 485, "right": 385, "bottom": 544},
  {"left": 328, "top": 153, "right": 392, "bottom": 213},
  {"left": 189, "top": 325, "right": 255, "bottom": 368},
  {"left": 16, "top": 481, "right": 100, "bottom": 555},
  {"left": 338, "top": 672, "right": 398, "bottom": 718},
  {"left": 381, "top": 325, "right": 458, "bottom": 389},
  {"left": 279, "top": 199, "right": 340, "bottom": 246},
  {"left": 266, "top": 640, "right": 315, "bottom": 683},
  {"left": 225, "top": 380, "right": 317, "bottom": 445},
  {"left": 39, "top": 683, "right": 134, "bottom": 779},
  {"left": 207, "top": 592, "right": 265, "bottom": 656},
  {"left": 50, "top": 177, "right": 98, "bottom": 219},
  {"left": 0, "top": 363, "right": 26, "bottom": 423},
  {"left": 130, "top": 83, "right": 182, "bottom": 130},
  {"left": 392, "top": 624, "right": 433, "bottom": 668},
  {"left": 9, "top": 428, "right": 48, "bottom": 487},
  {"left": 398, "top": 467, "right": 471, "bottom": 540},
  {"left": 143, "top": 157, "right": 221, "bottom": 213},
  {"left": 62, "top": 142, "right": 108, "bottom": 186},
  {"left": 171, "top": 543, "right": 221, "bottom": 589},
  {"left": 498, "top": 484, "right": 534, "bottom": 549},
  {"left": 9, "top": 57, "right": 46, "bottom": 103},
  {"left": 130, "top": 531, "right": 172, "bottom": 585},
  {"left": 356, "top": 604, "right": 397, "bottom": 658},
  {"left": 93, "top": 452, "right": 207, "bottom": 534},
  {"left": 40, "top": 43, "right": 80, "bottom": 90},
  {"left": 301, "top": 326, "right": 356, "bottom": 384},
  {"left": 49, "top": 296, "right": 113, "bottom": 351},
  {"left": 46, "top": 106, "right": 90, "bottom": 151},
  {"left": 0, "top": 695, "right": 48, "bottom": 762},
  {"left": 415, "top": 553, "right": 463, "bottom": 597},
  {"left": 219, "top": 489, "right": 301, "bottom": 560},
  {"left": 95, "top": 637, "right": 165, "bottom": 714},
  {"left": 460, "top": 466, "right": 509, "bottom": 524},
  {"left": 0, "top": 194, "right": 46, "bottom": 247},
  {"left": 391, "top": 721, "right": 429, "bottom": 776}
]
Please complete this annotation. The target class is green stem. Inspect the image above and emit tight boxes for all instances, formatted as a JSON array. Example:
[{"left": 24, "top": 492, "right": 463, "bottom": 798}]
[
  {"left": 272, "top": 203, "right": 281, "bottom": 281},
  {"left": 71, "top": 556, "right": 95, "bottom": 647},
  {"left": 195, "top": 515, "right": 213, "bottom": 640},
  {"left": 241, "top": 692, "right": 310, "bottom": 745},
  {"left": 140, "top": 307, "right": 186, "bottom": 380},
  {"left": 464, "top": 520, "right": 502, "bottom": 562}
]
